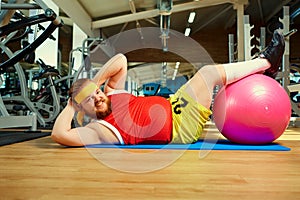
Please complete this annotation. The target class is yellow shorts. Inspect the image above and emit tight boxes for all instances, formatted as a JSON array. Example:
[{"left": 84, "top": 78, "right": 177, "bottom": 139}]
[{"left": 169, "top": 85, "right": 212, "bottom": 144}]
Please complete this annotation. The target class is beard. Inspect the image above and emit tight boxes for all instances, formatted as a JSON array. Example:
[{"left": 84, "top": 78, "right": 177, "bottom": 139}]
[{"left": 95, "top": 98, "right": 112, "bottom": 120}]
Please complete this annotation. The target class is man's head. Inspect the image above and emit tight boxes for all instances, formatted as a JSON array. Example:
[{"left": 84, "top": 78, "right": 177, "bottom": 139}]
[{"left": 69, "top": 78, "right": 112, "bottom": 120}]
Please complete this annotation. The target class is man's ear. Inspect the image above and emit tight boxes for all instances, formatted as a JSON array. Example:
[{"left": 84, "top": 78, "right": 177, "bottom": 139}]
[
  {"left": 71, "top": 99, "right": 82, "bottom": 111},
  {"left": 75, "top": 103, "right": 83, "bottom": 110}
]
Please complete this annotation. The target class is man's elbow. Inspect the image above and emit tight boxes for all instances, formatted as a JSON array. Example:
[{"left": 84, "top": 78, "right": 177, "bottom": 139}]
[
  {"left": 51, "top": 131, "right": 64, "bottom": 145},
  {"left": 51, "top": 131, "right": 84, "bottom": 147},
  {"left": 116, "top": 53, "right": 127, "bottom": 66}
]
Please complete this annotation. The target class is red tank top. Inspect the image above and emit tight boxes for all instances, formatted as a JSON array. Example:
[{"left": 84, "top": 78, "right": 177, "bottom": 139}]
[{"left": 103, "top": 92, "right": 172, "bottom": 144}]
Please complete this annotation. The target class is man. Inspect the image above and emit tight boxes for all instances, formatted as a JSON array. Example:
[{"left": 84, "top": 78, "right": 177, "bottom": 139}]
[{"left": 51, "top": 30, "right": 285, "bottom": 146}]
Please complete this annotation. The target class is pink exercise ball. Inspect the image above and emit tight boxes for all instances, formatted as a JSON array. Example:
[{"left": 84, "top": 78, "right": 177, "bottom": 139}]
[{"left": 213, "top": 74, "right": 291, "bottom": 144}]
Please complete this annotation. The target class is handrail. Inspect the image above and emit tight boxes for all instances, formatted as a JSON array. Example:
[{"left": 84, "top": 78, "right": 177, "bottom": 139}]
[
  {"left": 0, "top": 9, "right": 63, "bottom": 69},
  {"left": 0, "top": 13, "right": 54, "bottom": 37}
]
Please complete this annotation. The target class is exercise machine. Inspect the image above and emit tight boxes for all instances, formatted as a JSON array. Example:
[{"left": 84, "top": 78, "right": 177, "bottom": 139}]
[
  {"left": 0, "top": 0, "right": 63, "bottom": 129},
  {"left": 227, "top": 6, "right": 299, "bottom": 127}
]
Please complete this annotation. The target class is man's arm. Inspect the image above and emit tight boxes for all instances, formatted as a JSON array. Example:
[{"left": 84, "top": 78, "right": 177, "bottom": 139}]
[
  {"left": 51, "top": 100, "right": 120, "bottom": 146},
  {"left": 92, "top": 53, "right": 128, "bottom": 93},
  {"left": 51, "top": 101, "right": 101, "bottom": 146}
]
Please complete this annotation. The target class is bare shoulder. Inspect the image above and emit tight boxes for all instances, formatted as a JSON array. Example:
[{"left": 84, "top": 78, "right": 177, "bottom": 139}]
[
  {"left": 51, "top": 123, "right": 119, "bottom": 146},
  {"left": 86, "top": 122, "right": 120, "bottom": 144}
]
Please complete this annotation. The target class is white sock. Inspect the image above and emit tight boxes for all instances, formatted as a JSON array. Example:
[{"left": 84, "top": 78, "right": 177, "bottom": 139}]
[{"left": 223, "top": 58, "right": 270, "bottom": 85}]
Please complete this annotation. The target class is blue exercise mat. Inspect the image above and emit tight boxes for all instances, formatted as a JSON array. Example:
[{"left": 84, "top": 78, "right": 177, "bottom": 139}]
[{"left": 86, "top": 139, "right": 290, "bottom": 151}]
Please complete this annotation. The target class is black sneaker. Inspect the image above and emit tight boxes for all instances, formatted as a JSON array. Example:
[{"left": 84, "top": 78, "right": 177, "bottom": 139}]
[{"left": 259, "top": 29, "right": 285, "bottom": 78}]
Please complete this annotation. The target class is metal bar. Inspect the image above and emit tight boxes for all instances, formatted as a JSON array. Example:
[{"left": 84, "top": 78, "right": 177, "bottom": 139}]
[
  {"left": 0, "top": 115, "right": 36, "bottom": 129},
  {"left": 0, "top": 3, "right": 40, "bottom": 10},
  {"left": 259, "top": 27, "right": 266, "bottom": 50},
  {"left": 193, "top": 4, "right": 232, "bottom": 32},
  {"left": 284, "top": 28, "right": 297, "bottom": 37},
  {"left": 281, "top": 6, "right": 290, "bottom": 90},
  {"left": 0, "top": 21, "right": 61, "bottom": 69},
  {"left": 228, "top": 34, "right": 235, "bottom": 63},
  {"left": 0, "top": 14, "right": 52, "bottom": 36},
  {"left": 236, "top": 3, "right": 245, "bottom": 61}
]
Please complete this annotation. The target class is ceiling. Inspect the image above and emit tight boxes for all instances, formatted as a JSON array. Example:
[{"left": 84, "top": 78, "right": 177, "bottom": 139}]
[
  {"left": 54, "top": 0, "right": 300, "bottom": 37},
  {"left": 52, "top": 0, "right": 300, "bottom": 86}
]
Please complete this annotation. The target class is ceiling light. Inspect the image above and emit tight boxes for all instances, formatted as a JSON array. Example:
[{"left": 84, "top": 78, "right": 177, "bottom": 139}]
[
  {"left": 172, "top": 62, "right": 180, "bottom": 80},
  {"left": 188, "top": 12, "right": 196, "bottom": 23},
  {"left": 184, "top": 27, "right": 191, "bottom": 36}
]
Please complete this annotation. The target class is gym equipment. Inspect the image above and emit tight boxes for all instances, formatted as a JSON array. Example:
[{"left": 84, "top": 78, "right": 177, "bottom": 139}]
[
  {"left": 72, "top": 37, "right": 104, "bottom": 82},
  {"left": 0, "top": 0, "right": 63, "bottom": 128},
  {"left": 30, "top": 59, "right": 61, "bottom": 122},
  {"left": 2, "top": 58, "right": 66, "bottom": 127},
  {"left": 243, "top": 15, "right": 255, "bottom": 61},
  {"left": 213, "top": 74, "right": 291, "bottom": 145},
  {"left": 0, "top": 130, "right": 50, "bottom": 146},
  {"left": 229, "top": 6, "right": 299, "bottom": 127},
  {"left": 85, "top": 139, "right": 290, "bottom": 151},
  {"left": 142, "top": 82, "right": 173, "bottom": 98},
  {"left": 278, "top": 7, "right": 300, "bottom": 126},
  {"left": 289, "top": 63, "right": 300, "bottom": 126}
]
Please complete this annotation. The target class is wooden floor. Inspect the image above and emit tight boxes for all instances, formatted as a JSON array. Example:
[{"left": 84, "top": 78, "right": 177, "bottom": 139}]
[{"left": 0, "top": 124, "right": 300, "bottom": 200}]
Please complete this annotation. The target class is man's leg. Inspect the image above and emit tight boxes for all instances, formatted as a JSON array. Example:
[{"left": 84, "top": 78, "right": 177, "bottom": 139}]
[
  {"left": 184, "top": 30, "right": 285, "bottom": 109},
  {"left": 184, "top": 59, "right": 270, "bottom": 109}
]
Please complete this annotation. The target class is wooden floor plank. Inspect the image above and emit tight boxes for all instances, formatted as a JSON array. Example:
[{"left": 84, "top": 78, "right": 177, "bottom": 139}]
[{"left": 0, "top": 126, "right": 300, "bottom": 200}]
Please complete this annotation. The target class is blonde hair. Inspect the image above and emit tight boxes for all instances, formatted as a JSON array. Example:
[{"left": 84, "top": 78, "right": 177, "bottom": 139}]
[
  {"left": 68, "top": 78, "right": 94, "bottom": 126},
  {"left": 69, "top": 78, "right": 93, "bottom": 104}
]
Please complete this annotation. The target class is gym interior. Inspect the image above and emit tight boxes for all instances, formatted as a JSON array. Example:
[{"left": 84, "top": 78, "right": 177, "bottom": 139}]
[{"left": 1, "top": 0, "right": 300, "bottom": 199}]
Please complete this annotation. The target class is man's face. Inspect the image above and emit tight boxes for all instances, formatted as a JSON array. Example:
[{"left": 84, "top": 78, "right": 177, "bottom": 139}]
[{"left": 79, "top": 86, "right": 112, "bottom": 120}]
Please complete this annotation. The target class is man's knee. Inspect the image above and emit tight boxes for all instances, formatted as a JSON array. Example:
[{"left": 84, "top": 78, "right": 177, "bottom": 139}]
[{"left": 201, "top": 65, "right": 225, "bottom": 85}]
